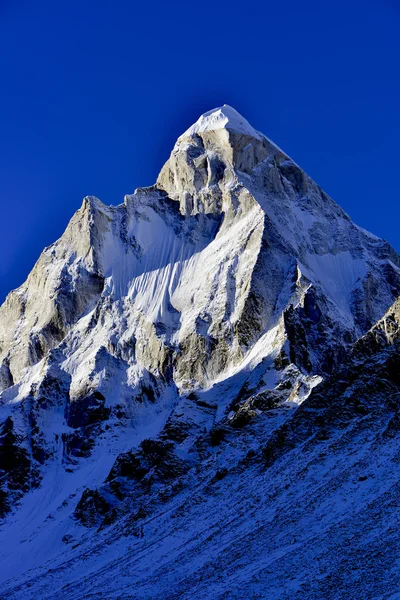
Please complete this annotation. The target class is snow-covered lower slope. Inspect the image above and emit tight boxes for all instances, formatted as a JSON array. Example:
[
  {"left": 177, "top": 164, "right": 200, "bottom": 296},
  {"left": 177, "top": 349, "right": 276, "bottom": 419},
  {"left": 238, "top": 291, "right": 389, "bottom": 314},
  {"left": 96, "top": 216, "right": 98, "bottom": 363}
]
[
  {"left": 0, "top": 105, "right": 400, "bottom": 598},
  {"left": 2, "top": 301, "right": 400, "bottom": 599}
]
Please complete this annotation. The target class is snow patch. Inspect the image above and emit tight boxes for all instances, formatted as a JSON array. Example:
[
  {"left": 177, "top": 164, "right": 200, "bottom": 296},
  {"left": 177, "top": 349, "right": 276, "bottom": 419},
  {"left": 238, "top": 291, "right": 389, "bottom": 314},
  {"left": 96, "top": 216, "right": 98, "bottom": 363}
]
[{"left": 180, "top": 105, "right": 262, "bottom": 140}]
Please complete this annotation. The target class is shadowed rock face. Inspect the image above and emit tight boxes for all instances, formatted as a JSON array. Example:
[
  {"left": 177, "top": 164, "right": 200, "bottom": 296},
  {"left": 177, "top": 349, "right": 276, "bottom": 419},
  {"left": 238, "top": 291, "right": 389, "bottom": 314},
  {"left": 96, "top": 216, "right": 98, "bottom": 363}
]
[
  {"left": 0, "top": 417, "right": 32, "bottom": 516},
  {"left": 0, "top": 198, "right": 106, "bottom": 388},
  {"left": 0, "top": 106, "right": 400, "bottom": 599},
  {"left": 263, "top": 297, "right": 400, "bottom": 469}
]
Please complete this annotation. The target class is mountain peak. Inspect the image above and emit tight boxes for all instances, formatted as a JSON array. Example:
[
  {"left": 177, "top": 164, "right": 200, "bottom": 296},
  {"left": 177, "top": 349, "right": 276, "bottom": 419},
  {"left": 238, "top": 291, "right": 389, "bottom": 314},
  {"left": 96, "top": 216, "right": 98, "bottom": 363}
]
[
  {"left": 179, "top": 104, "right": 262, "bottom": 140},
  {"left": 2, "top": 106, "right": 400, "bottom": 598}
]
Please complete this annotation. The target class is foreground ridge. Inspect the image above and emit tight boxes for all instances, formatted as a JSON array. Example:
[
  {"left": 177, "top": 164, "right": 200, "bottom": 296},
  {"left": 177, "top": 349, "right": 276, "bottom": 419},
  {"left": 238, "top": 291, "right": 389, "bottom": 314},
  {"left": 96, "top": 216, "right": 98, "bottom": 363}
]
[{"left": 0, "top": 106, "right": 400, "bottom": 599}]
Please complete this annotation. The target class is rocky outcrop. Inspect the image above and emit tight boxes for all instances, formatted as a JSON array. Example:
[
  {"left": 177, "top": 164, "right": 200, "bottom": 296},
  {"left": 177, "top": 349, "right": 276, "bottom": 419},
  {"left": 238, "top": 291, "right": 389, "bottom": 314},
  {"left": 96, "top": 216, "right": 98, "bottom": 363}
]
[
  {"left": 263, "top": 297, "right": 400, "bottom": 468},
  {"left": 75, "top": 436, "right": 189, "bottom": 528},
  {"left": 0, "top": 417, "right": 32, "bottom": 516},
  {"left": 0, "top": 197, "right": 106, "bottom": 389}
]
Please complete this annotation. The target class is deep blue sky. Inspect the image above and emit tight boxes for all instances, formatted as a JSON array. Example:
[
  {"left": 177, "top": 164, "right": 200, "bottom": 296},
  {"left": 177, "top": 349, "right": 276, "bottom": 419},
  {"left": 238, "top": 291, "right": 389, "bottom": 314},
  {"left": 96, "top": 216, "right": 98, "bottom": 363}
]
[{"left": 1, "top": 0, "right": 399, "bottom": 303}]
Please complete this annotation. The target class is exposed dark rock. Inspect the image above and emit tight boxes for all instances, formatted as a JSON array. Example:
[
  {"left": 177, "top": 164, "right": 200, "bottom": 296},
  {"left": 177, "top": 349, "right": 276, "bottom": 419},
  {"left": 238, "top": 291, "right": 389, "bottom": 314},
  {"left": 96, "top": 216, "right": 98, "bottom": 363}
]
[
  {"left": 284, "top": 288, "right": 350, "bottom": 376},
  {"left": 249, "top": 390, "right": 285, "bottom": 411},
  {"left": 229, "top": 406, "right": 258, "bottom": 429},
  {"left": 106, "top": 450, "right": 147, "bottom": 483},
  {"left": 62, "top": 430, "right": 97, "bottom": 460},
  {"left": 208, "top": 427, "right": 227, "bottom": 447},
  {"left": 74, "top": 488, "right": 112, "bottom": 527},
  {"left": 75, "top": 436, "right": 190, "bottom": 528},
  {"left": 0, "top": 417, "right": 32, "bottom": 516},
  {"left": 210, "top": 468, "right": 229, "bottom": 483},
  {"left": 66, "top": 392, "right": 110, "bottom": 429},
  {"left": 161, "top": 418, "right": 191, "bottom": 443},
  {"left": 262, "top": 333, "right": 400, "bottom": 469}
]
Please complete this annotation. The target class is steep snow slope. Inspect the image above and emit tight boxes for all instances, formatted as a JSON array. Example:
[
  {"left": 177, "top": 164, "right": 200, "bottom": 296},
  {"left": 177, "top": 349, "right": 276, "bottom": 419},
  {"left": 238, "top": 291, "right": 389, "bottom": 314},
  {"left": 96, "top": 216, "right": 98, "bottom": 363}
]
[
  {"left": 2, "top": 298, "right": 400, "bottom": 599},
  {"left": 0, "top": 105, "right": 400, "bottom": 599}
]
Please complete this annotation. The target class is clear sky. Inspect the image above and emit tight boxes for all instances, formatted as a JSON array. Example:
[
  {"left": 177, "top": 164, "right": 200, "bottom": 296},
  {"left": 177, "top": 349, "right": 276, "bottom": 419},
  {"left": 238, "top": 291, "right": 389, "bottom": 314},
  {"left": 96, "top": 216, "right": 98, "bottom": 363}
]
[{"left": 0, "top": 0, "right": 399, "bottom": 303}]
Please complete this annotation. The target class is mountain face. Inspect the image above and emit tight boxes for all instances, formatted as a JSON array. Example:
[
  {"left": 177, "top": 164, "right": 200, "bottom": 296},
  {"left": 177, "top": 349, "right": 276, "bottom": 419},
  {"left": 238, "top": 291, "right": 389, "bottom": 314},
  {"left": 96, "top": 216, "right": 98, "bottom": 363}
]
[{"left": 1, "top": 106, "right": 400, "bottom": 599}]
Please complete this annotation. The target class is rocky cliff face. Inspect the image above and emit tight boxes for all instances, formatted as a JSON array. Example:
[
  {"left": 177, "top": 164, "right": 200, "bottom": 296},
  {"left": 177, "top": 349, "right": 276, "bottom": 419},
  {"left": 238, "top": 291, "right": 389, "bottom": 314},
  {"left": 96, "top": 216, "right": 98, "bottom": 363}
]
[{"left": 0, "top": 106, "right": 400, "bottom": 599}]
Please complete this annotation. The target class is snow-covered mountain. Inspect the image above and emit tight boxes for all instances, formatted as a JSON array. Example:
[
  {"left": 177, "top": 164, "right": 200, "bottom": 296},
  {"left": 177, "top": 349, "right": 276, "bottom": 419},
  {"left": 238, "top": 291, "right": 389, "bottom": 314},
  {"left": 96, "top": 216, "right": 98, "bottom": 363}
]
[{"left": 1, "top": 105, "right": 400, "bottom": 599}]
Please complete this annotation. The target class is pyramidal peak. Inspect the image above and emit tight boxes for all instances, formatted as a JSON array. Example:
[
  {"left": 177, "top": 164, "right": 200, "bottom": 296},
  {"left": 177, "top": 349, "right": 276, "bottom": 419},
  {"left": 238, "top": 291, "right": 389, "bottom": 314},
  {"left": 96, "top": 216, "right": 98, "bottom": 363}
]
[
  {"left": 179, "top": 104, "right": 262, "bottom": 141},
  {"left": 158, "top": 105, "right": 288, "bottom": 210}
]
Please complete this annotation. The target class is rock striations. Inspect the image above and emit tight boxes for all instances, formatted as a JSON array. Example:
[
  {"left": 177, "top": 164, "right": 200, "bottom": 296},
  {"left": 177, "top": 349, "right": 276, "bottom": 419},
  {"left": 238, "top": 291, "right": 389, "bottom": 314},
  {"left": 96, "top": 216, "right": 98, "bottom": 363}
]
[{"left": 0, "top": 106, "right": 400, "bottom": 599}]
